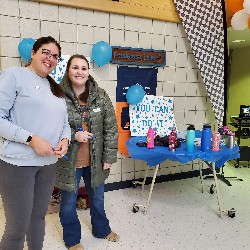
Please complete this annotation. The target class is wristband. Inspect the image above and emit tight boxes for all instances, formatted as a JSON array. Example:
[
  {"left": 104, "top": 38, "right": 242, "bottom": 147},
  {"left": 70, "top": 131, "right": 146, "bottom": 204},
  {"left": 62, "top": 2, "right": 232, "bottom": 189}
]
[{"left": 26, "top": 134, "right": 33, "bottom": 145}]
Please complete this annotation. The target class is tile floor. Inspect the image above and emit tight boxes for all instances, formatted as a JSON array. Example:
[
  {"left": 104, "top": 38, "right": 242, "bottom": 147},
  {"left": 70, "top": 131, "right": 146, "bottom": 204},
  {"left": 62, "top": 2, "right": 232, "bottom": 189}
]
[{"left": 1, "top": 161, "right": 250, "bottom": 250}]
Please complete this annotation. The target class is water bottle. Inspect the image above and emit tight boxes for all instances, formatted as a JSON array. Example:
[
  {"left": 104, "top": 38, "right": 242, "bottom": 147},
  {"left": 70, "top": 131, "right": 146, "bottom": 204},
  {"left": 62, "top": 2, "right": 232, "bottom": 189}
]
[
  {"left": 212, "top": 131, "right": 220, "bottom": 152},
  {"left": 218, "top": 126, "right": 224, "bottom": 136},
  {"left": 169, "top": 127, "right": 177, "bottom": 152},
  {"left": 186, "top": 125, "right": 195, "bottom": 153},
  {"left": 218, "top": 126, "right": 225, "bottom": 148},
  {"left": 147, "top": 127, "right": 155, "bottom": 149},
  {"left": 227, "top": 131, "right": 235, "bottom": 148},
  {"left": 223, "top": 126, "right": 229, "bottom": 133},
  {"left": 201, "top": 124, "right": 212, "bottom": 152}
]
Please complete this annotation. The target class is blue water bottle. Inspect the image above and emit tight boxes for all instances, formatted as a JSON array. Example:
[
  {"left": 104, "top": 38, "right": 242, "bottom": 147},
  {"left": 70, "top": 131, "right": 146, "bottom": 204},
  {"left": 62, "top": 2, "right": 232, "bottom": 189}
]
[
  {"left": 201, "top": 124, "right": 212, "bottom": 152},
  {"left": 186, "top": 125, "right": 195, "bottom": 153}
]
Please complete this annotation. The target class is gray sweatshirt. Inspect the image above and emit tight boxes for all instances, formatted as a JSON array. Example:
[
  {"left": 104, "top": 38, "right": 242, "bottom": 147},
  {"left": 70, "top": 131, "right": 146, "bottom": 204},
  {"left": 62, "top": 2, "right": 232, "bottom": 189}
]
[{"left": 0, "top": 66, "right": 71, "bottom": 166}]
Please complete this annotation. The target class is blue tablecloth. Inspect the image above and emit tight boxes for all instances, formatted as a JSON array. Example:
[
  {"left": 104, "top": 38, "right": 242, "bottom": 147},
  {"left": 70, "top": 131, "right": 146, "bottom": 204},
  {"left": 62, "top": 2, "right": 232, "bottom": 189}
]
[{"left": 126, "top": 136, "right": 240, "bottom": 168}]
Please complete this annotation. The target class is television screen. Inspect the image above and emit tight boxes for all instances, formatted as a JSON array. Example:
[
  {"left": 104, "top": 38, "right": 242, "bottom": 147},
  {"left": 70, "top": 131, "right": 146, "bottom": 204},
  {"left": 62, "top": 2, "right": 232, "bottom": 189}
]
[{"left": 240, "top": 105, "right": 250, "bottom": 117}]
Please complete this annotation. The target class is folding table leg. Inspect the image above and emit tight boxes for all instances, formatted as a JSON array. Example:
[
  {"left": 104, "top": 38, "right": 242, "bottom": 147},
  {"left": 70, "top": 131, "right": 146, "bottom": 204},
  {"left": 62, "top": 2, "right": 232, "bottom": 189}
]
[
  {"left": 132, "top": 164, "right": 159, "bottom": 214},
  {"left": 143, "top": 164, "right": 159, "bottom": 213},
  {"left": 211, "top": 162, "right": 223, "bottom": 217},
  {"left": 132, "top": 165, "right": 148, "bottom": 191},
  {"left": 198, "top": 160, "right": 204, "bottom": 193},
  {"left": 141, "top": 165, "right": 149, "bottom": 195}
]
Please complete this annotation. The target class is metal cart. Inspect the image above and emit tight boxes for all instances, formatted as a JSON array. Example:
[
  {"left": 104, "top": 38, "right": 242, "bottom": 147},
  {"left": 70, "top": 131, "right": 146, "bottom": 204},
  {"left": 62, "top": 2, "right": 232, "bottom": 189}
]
[{"left": 229, "top": 116, "right": 250, "bottom": 167}]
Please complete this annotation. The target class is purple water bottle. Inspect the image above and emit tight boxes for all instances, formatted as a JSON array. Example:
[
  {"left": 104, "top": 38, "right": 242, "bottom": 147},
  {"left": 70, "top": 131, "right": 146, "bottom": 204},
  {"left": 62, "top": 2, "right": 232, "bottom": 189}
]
[
  {"left": 169, "top": 127, "right": 177, "bottom": 152},
  {"left": 201, "top": 124, "right": 212, "bottom": 152}
]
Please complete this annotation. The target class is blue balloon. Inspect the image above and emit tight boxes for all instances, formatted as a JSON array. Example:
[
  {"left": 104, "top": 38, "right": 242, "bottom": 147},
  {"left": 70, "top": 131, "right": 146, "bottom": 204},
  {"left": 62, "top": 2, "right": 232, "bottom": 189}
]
[
  {"left": 126, "top": 85, "right": 145, "bottom": 105},
  {"left": 91, "top": 41, "right": 112, "bottom": 67},
  {"left": 18, "top": 38, "right": 35, "bottom": 61}
]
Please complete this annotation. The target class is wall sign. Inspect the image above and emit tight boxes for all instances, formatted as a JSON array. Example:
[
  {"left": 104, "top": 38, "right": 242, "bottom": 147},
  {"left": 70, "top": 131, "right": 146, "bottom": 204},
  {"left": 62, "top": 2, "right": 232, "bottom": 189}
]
[
  {"left": 129, "top": 95, "right": 176, "bottom": 137},
  {"left": 111, "top": 46, "right": 166, "bottom": 67},
  {"left": 116, "top": 66, "right": 158, "bottom": 156}
]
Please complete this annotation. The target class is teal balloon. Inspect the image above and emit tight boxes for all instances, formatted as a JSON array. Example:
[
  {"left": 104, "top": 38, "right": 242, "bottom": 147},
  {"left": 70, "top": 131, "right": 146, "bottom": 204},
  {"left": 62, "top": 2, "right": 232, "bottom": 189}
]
[
  {"left": 91, "top": 41, "right": 112, "bottom": 67},
  {"left": 126, "top": 85, "right": 145, "bottom": 105},
  {"left": 18, "top": 38, "right": 35, "bottom": 61}
]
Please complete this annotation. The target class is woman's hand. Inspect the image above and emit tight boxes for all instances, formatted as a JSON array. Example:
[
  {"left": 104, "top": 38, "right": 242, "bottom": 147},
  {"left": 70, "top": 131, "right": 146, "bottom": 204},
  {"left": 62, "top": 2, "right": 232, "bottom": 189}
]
[
  {"left": 53, "top": 138, "right": 69, "bottom": 158},
  {"left": 29, "top": 134, "right": 54, "bottom": 156},
  {"left": 103, "top": 162, "right": 112, "bottom": 170},
  {"left": 75, "top": 131, "right": 93, "bottom": 143}
]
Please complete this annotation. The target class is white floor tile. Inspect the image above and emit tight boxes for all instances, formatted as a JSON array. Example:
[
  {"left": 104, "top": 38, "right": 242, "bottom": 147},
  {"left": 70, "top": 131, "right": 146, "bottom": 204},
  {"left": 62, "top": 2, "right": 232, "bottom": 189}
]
[{"left": 1, "top": 161, "right": 250, "bottom": 249}]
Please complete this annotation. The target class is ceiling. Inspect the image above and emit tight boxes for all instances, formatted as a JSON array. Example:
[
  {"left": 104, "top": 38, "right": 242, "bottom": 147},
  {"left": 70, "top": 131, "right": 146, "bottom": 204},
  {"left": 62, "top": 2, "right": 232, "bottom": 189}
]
[{"left": 227, "top": 27, "right": 250, "bottom": 49}]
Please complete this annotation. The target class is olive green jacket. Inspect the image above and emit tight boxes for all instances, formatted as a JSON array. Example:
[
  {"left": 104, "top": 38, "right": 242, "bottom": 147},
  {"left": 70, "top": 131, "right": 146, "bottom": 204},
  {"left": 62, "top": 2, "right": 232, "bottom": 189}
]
[{"left": 55, "top": 74, "right": 118, "bottom": 191}]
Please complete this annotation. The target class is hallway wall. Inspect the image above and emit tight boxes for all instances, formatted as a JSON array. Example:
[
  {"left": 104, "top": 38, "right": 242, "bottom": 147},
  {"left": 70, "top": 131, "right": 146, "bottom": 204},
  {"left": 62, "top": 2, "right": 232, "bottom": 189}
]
[{"left": 0, "top": 0, "right": 215, "bottom": 186}]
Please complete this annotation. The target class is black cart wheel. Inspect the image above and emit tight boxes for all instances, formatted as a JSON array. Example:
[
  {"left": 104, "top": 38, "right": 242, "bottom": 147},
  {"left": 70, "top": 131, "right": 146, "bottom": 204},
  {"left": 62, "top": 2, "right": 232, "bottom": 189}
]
[
  {"left": 234, "top": 162, "right": 239, "bottom": 168},
  {"left": 132, "top": 204, "right": 139, "bottom": 213},
  {"left": 132, "top": 181, "right": 138, "bottom": 188},
  {"left": 210, "top": 184, "right": 215, "bottom": 194},
  {"left": 228, "top": 208, "right": 236, "bottom": 218}
]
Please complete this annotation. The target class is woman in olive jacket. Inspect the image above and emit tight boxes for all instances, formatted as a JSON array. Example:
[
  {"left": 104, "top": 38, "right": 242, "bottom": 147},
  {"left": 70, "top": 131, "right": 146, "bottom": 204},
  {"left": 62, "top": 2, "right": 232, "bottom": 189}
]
[{"left": 56, "top": 54, "right": 119, "bottom": 250}]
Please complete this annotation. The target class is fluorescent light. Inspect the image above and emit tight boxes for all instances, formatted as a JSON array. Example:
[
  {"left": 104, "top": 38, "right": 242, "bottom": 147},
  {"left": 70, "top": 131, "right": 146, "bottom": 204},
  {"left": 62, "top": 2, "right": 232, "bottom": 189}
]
[{"left": 232, "top": 39, "right": 246, "bottom": 43}]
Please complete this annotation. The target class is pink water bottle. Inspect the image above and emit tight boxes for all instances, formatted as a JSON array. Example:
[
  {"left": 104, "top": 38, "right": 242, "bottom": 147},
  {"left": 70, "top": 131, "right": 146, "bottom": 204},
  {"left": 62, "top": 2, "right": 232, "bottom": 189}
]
[
  {"left": 147, "top": 127, "right": 155, "bottom": 149},
  {"left": 212, "top": 131, "right": 221, "bottom": 152}
]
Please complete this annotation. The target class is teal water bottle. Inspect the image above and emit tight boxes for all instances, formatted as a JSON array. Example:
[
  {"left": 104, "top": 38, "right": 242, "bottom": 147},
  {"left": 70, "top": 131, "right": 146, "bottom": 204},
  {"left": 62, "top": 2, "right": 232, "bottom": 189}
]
[{"left": 186, "top": 125, "right": 195, "bottom": 153}]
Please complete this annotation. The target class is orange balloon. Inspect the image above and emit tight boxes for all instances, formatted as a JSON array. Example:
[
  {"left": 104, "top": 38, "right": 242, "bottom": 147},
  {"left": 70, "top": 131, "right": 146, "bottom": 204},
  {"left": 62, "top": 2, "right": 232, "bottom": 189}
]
[
  {"left": 227, "top": 0, "right": 244, "bottom": 13},
  {"left": 248, "top": 17, "right": 250, "bottom": 29}
]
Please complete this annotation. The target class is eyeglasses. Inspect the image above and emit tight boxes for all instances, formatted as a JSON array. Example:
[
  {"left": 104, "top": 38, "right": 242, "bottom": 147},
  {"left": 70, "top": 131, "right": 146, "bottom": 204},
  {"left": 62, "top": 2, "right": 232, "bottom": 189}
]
[{"left": 41, "top": 49, "right": 61, "bottom": 62}]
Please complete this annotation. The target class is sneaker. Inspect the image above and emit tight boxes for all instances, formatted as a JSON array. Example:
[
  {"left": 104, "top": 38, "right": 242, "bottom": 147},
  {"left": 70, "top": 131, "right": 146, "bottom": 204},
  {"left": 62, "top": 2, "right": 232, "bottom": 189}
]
[
  {"left": 68, "top": 243, "right": 84, "bottom": 250},
  {"left": 104, "top": 231, "right": 120, "bottom": 242}
]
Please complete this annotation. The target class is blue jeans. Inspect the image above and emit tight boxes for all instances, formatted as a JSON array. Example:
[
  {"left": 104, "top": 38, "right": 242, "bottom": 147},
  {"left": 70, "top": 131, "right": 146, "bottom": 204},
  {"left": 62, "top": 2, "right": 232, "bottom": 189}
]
[{"left": 59, "top": 167, "right": 111, "bottom": 248}]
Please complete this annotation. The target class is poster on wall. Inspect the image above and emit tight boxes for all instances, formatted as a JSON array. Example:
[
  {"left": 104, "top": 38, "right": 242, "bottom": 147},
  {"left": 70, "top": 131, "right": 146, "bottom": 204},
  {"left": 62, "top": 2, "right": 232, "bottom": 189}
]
[
  {"left": 116, "top": 66, "right": 157, "bottom": 156},
  {"left": 129, "top": 95, "right": 175, "bottom": 136}
]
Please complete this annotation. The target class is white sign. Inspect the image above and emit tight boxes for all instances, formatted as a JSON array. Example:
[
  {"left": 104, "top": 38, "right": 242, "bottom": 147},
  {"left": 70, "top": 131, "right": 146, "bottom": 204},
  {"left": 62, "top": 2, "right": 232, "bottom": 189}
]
[{"left": 129, "top": 95, "right": 176, "bottom": 136}]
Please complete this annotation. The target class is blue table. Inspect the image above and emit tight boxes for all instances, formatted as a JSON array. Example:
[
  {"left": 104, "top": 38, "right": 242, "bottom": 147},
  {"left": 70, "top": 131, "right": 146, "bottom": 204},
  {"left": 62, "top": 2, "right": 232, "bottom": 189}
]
[{"left": 126, "top": 136, "right": 240, "bottom": 217}]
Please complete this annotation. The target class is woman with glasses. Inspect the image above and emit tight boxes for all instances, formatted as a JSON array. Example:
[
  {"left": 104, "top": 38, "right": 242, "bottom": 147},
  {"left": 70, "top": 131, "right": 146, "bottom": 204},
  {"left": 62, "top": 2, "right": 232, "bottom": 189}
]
[
  {"left": 0, "top": 36, "right": 71, "bottom": 250},
  {"left": 56, "top": 54, "right": 119, "bottom": 250}
]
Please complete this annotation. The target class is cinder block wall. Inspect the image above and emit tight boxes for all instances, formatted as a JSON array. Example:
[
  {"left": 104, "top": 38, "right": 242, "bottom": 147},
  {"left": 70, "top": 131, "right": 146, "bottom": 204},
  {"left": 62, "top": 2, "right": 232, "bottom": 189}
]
[{"left": 0, "top": 0, "right": 215, "bottom": 186}]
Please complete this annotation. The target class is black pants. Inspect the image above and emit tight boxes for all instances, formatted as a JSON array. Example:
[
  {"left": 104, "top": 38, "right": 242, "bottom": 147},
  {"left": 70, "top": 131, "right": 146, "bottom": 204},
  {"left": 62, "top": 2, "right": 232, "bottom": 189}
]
[{"left": 0, "top": 160, "right": 56, "bottom": 250}]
